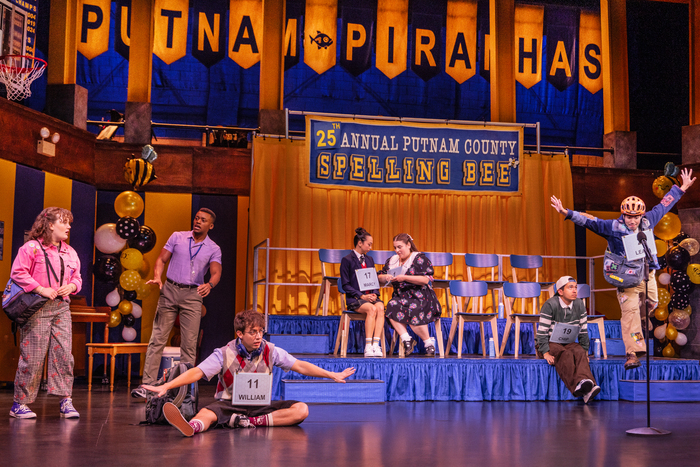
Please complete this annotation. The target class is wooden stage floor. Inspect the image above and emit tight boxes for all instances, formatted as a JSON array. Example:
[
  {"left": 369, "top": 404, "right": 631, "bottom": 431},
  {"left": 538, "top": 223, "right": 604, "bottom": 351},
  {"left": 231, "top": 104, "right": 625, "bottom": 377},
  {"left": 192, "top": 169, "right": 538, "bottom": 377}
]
[{"left": 3, "top": 382, "right": 700, "bottom": 466}]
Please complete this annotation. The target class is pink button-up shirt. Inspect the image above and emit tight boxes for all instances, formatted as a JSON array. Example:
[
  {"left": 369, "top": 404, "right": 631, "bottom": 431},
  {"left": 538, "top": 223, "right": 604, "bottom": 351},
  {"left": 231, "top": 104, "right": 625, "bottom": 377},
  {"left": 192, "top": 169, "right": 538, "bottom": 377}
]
[{"left": 10, "top": 240, "right": 82, "bottom": 295}]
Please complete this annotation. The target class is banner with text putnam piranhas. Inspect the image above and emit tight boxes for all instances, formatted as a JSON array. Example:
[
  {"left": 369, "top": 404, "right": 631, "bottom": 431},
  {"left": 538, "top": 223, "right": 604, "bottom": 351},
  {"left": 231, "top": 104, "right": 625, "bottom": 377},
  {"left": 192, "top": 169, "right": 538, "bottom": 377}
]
[{"left": 307, "top": 117, "right": 523, "bottom": 194}]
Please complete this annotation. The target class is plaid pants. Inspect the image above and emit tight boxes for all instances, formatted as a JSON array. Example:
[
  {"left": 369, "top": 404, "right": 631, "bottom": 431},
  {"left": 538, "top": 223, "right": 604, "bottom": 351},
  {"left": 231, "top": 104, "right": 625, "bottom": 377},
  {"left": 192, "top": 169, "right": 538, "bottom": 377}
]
[{"left": 14, "top": 300, "right": 74, "bottom": 403}]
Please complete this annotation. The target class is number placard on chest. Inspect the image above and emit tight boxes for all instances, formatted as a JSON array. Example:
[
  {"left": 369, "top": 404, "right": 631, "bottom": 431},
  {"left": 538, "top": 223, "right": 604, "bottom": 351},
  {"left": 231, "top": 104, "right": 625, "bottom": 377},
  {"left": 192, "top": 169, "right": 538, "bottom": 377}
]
[
  {"left": 549, "top": 322, "right": 579, "bottom": 344},
  {"left": 355, "top": 268, "right": 379, "bottom": 291},
  {"left": 231, "top": 372, "right": 273, "bottom": 406}
]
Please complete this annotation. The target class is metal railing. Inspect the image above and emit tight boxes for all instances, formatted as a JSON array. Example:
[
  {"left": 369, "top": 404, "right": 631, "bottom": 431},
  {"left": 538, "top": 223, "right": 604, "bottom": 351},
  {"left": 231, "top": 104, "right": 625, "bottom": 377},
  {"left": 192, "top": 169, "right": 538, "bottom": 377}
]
[{"left": 250, "top": 239, "right": 617, "bottom": 325}]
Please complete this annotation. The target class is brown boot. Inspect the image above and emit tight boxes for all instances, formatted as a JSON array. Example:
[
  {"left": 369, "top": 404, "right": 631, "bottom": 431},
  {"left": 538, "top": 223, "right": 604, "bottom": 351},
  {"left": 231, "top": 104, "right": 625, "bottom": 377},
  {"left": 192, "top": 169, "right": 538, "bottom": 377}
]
[{"left": 624, "top": 352, "right": 640, "bottom": 370}]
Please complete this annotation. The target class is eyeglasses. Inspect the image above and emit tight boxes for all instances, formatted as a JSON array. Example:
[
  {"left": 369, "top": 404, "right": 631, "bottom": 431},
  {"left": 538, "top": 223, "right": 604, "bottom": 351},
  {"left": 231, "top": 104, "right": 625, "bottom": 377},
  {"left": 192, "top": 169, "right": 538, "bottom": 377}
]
[{"left": 245, "top": 329, "right": 265, "bottom": 337}]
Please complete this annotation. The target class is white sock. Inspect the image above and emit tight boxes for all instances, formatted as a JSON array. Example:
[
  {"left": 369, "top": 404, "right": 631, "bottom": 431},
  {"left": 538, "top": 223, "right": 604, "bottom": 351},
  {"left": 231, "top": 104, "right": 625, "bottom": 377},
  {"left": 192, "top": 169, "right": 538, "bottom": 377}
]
[
  {"left": 189, "top": 419, "right": 205, "bottom": 433},
  {"left": 365, "top": 338, "right": 373, "bottom": 346},
  {"left": 425, "top": 337, "right": 436, "bottom": 347},
  {"left": 400, "top": 333, "right": 411, "bottom": 342},
  {"left": 372, "top": 337, "right": 380, "bottom": 346}
]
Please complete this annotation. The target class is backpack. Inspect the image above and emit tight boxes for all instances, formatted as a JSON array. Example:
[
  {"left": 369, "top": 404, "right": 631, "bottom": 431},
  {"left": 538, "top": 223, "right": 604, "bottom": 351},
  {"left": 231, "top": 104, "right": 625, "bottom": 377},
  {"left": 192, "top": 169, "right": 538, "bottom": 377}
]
[{"left": 144, "top": 362, "right": 199, "bottom": 424}]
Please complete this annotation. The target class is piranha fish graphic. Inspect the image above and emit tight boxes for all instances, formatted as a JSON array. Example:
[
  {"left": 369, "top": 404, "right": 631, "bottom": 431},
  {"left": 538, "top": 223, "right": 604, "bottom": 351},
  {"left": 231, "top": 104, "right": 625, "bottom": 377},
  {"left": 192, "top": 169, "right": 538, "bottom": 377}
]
[{"left": 310, "top": 31, "right": 333, "bottom": 49}]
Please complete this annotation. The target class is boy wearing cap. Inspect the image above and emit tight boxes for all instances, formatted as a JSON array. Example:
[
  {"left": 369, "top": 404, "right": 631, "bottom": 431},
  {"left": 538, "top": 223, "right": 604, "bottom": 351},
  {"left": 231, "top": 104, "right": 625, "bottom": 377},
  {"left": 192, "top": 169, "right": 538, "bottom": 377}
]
[{"left": 536, "top": 276, "right": 600, "bottom": 403}]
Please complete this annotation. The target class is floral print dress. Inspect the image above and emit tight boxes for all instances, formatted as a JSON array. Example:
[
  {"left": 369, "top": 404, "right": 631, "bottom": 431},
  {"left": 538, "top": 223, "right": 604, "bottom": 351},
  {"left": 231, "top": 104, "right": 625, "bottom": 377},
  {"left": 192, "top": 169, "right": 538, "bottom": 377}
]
[{"left": 381, "top": 252, "right": 442, "bottom": 325}]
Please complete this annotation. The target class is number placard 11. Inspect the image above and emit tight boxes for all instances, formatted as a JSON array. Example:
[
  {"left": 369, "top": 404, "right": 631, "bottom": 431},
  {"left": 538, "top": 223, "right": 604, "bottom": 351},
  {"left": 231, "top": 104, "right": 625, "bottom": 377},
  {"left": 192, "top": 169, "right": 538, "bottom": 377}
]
[{"left": 231, "top": 372, "right": 273, "bottom": 406}]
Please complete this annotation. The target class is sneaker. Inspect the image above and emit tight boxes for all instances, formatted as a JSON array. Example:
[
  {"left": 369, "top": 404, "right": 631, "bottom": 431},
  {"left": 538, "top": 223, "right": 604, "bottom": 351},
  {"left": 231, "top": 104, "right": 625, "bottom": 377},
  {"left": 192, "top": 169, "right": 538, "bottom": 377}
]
[
  {"left": 364, "top": 344, "right": 375, "bottom": 357},
  {"left": 425, "top": 345, "right": 436, "bottom": 357},
  {"left": 583, "top": 385, "right": 601, "bottom": 404},
  {"left": 59, "top": 398, "right": 80, "bottom": 419},
  {"left": 573, "top": 379, "right": 594, "bottom": 397},
  {"left": 372, "top": 344, "right": 383, "bottom": 357},
  {"left": 131, "top": 386, "right": 148, "bottom": 399},
  {"left": 230, "top": 414, "right": 254, "bottom": 429},
  {"left": 624, "top": 352, "right": 641, "bottom": 370},
  {"left": 163, "top": 402, "right": 194, "bottom": 437},
  {"left": 402, "top": 338, "right": 417, "bottom": 357},
  {"left": 9, "top": 402, "right": 36, "bottom": 419}
]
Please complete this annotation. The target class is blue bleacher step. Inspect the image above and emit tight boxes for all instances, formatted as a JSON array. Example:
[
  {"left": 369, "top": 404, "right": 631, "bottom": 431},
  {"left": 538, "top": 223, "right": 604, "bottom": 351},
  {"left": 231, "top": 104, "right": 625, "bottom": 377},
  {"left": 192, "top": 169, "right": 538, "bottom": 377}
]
[
  {"left": 604, "top": 338, "right": 653, "bottom": 356},
  {"left": 281, "top": 379, "right": 386, "bottom": 403},
  {"left": 619, "top": 380, "right": 700, "bottom": 402},
  {"left": 268, "top": 334, "right": 329, "bottom": 354}
]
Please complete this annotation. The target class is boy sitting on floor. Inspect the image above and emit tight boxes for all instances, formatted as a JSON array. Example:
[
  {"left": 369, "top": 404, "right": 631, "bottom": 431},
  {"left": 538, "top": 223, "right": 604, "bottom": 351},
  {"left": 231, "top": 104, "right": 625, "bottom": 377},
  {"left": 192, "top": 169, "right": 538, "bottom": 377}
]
[
  {"left": 536, "top": 276, "right": 601, "bottom": 404},
  {"left": 140, "top": 309, "right": 355, "bottom": 436}
]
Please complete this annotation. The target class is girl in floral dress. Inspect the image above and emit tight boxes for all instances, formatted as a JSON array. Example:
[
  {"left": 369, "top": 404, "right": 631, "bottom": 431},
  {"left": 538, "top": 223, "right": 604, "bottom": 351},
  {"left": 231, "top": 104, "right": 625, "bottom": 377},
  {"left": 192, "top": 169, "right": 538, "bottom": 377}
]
[{"left": 379, "top": 233, "right": 441, "bottom": 356}]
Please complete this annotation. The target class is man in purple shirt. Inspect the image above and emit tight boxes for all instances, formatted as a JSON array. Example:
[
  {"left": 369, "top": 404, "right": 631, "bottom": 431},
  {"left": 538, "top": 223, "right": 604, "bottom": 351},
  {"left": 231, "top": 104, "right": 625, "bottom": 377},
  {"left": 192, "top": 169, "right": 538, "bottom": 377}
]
[{"left": 132, "top": 208, "right": 223, "bottom": 398}]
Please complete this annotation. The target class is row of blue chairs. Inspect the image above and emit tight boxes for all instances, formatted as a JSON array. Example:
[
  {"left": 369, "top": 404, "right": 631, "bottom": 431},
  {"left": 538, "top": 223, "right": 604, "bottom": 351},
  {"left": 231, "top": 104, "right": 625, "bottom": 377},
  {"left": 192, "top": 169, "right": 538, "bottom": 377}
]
[{"left": 318, "top": 250, "right": 592, "bottom": 358}]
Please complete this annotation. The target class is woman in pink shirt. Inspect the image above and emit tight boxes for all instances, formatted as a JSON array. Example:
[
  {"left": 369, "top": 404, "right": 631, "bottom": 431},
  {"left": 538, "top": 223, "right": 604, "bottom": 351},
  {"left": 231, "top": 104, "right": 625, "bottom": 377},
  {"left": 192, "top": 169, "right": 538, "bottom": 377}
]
[{"left": 9, "top": 207, "right": 82, "bottom": 419}]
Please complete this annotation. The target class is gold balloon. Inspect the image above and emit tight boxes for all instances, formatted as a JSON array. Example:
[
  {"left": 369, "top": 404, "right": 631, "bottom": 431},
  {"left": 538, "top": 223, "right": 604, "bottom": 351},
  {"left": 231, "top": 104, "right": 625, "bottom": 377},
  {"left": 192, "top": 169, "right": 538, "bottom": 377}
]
[
  {"left": 657, "top": 288, "right": 671, "bottom": 307},
  {"left": 662, "top": 343, "right": 675, "bottom": 358},
  {"left": 655, "top": 306, "right": 668, "bottom": 321},
  {"left": 120, "top": 248, "right": 144, "bottom": 270},
  {"left": 680, "top": 305, "right": 693, "bottom": 316},
  {"left": 666, "top": 324, "right": 678, "bottom": 341},
  {"left": 108, "top": 310, "right": 122, "bottom": 328},
  {"left": 119, "top": 269, "right": 142, "bottom": 291},
  {"left": 655, "top": 239, "right": 668, "bottom": 257},
  {"left": 118, "top": 299, "right": 133, "bottom": 315},
  {"left": 654, "top": 212, "right": 682, "bottom": 241},
  {"left": 652, "top": 176, "right": 674, "bottom": 199},
  {"left": 138, "top": 257, "right": 151, "bottom": 279},
  {"left": 688, "top": 264, "right": 700, "bottom": 285},
  {"left": 136, "top": 280, "right": 155, "bottom": 300},
  {"left": 679, "top": 238, "right": 700, "bottom": 256},
  {"left": 114, "top": 191, "right": 145, "bottom": 218}
]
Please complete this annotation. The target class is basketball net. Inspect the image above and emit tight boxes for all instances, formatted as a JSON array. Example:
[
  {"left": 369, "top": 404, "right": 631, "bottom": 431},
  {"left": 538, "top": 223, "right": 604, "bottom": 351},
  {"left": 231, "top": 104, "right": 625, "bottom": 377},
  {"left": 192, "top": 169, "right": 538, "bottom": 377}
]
[{"left": 0, "top": 55, "right": 47, "bottom": 101}]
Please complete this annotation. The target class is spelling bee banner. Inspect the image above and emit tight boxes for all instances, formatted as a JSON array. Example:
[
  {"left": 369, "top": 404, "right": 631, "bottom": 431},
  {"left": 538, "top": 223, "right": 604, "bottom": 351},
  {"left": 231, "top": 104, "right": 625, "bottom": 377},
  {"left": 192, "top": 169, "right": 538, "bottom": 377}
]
[{"left": 307, "top": 116, "right": 522, "bottom": 194}]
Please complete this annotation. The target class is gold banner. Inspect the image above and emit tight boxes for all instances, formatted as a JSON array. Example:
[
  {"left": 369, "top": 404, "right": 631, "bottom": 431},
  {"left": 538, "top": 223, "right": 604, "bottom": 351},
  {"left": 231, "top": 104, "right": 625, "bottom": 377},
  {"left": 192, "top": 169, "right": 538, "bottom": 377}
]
[
  {"left": 514, "top": 4, "right": 543, "bottom": 89},
  {"left": 376, "top": 0, "right": 407, "bottom": 79},
  {"left": 154, "top": 0, "right": 189, "bottom": 65},
  {"left": 77, "top": 0, "right": 110, "bottom": 60},
  {"left": 445, "top": 0, "right": 477, "bottom": 84},
  {"left": 229, "top": 0, "right": 263, "bottom": 69},
  {"left": 578, "top": 11, "right": 603, "bottom": 95},
  {"left": 304, "top": 0, "right": 337, "bottom": 74}
]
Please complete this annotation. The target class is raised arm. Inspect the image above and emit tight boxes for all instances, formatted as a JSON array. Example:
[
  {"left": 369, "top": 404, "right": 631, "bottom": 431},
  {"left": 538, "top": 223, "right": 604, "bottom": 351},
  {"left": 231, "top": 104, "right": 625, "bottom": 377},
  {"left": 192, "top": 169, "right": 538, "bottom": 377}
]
[
  {"left": 680, "top": 167, "right": 696, "bottom": 192},
  {"left": 550, "top": 195, "right": 568, "bottom": 215}
]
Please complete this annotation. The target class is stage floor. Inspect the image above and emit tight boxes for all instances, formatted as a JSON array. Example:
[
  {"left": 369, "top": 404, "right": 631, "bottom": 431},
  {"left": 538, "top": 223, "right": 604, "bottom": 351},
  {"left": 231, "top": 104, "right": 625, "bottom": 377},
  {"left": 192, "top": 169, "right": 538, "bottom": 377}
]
[{"left": 2, "top": 384, "right": 700, "bottom": 467}]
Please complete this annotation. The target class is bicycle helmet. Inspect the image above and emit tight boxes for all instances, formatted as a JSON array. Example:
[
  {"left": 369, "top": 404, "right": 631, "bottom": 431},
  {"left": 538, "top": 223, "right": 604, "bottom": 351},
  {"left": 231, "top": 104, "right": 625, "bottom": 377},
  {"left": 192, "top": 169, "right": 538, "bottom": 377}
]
[{"left": 620, "top": 196, "right": 646, "bottom": 216}]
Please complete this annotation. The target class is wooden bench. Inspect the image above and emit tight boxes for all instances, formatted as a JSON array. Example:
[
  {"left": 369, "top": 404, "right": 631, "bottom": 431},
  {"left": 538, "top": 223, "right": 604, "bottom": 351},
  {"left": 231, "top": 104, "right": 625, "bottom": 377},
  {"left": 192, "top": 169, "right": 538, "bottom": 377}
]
[{"left": 86, "top": 343, "right": 149, "bottom": 392}]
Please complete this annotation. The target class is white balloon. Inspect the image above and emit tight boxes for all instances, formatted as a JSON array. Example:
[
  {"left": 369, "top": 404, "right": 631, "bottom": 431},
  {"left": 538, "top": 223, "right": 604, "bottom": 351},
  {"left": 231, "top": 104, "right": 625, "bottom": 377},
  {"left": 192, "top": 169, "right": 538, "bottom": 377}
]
[
  {"left": 676, "top": 332, "right": 688, "bottom": 346},
  {"left": 130, "top": 302, "right": 142, "bottom": 319},
  {"left": 654, "top": 324, "right": 667, "bottom": 340},
  {"left": 106, "top": 288, "right": 121, "bottom": 307},
  {"left": 658, "top": 272, "right": 671, "bottom": 286},
  {"left": 95, "top": 223, "right": 127, "bottom": 254},
  {"left": 122, "top": 326, "right": 137, "bottom": 342}
]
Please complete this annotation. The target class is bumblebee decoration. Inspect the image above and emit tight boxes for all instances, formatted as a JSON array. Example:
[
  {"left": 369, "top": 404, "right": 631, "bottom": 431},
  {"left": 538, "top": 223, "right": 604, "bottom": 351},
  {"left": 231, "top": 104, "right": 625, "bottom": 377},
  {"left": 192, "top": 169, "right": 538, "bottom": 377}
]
[{"left": 124, "top": 145, "right": 158, "bottom": 190}]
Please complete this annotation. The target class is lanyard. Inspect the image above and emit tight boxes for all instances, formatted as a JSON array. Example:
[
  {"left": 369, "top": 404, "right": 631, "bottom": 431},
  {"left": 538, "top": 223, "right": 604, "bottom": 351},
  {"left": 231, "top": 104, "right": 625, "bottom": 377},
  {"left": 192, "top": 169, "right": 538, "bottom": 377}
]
[
  {"left": 189, "top": 237, "right": 204, "bottom": 264},
  {"left": 39, "top": 243, "right": 64, "bottom": 288}
]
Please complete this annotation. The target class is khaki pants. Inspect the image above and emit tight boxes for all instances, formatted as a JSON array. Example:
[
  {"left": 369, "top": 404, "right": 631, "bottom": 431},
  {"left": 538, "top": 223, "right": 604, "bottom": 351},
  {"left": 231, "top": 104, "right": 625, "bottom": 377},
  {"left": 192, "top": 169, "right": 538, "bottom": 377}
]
[
  {"left": 617, "top": 270, "right": 657, "bottom": 355},
  {"left": 142, "top": 281, "right": 203, "bottom": 384}
]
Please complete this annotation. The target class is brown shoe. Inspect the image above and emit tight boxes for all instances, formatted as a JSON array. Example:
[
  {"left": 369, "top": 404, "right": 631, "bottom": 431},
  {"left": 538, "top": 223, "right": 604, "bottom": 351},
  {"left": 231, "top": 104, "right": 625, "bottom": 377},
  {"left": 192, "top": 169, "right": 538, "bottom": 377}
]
[{"left": 624, "top": 352, "right": 641, "bottom": 370}]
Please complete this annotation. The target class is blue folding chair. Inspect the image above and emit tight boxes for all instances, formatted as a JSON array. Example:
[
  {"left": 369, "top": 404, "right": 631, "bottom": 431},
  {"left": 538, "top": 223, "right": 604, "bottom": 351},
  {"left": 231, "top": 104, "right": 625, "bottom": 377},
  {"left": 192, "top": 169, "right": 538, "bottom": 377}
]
[
  {"left": 423, "top": 252, "right": 454, "bottom": 317},
  {"left": 333, "top": 281, "right": 386, "bottom": 358},
  {"left": 499, "top": 282, "right": 542, "bottom": 358},
  {"left": 577, "top": 283, "right": 607, "bottom": 358},
  {"left": 464, "top": 253, "right": 505, "bottom": 315},
  {"left": 315, "top": 249, "right": 352, "bottom": 316},
  {"left": 509, "top": 254, "right": 555, "bottom": 314},
  {"left": 367, "top": 250, "right": 394, "bottom": 266},
  {"left": 446, "top": 280, "right": 500, "bottom": 357}
]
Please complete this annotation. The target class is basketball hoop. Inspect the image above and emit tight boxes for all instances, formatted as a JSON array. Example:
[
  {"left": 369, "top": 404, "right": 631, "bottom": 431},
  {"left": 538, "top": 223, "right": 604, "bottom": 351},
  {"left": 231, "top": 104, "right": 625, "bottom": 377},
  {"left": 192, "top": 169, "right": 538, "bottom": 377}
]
[{"left": 0, "top": 55, "right": 47, "bottom": 101}]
